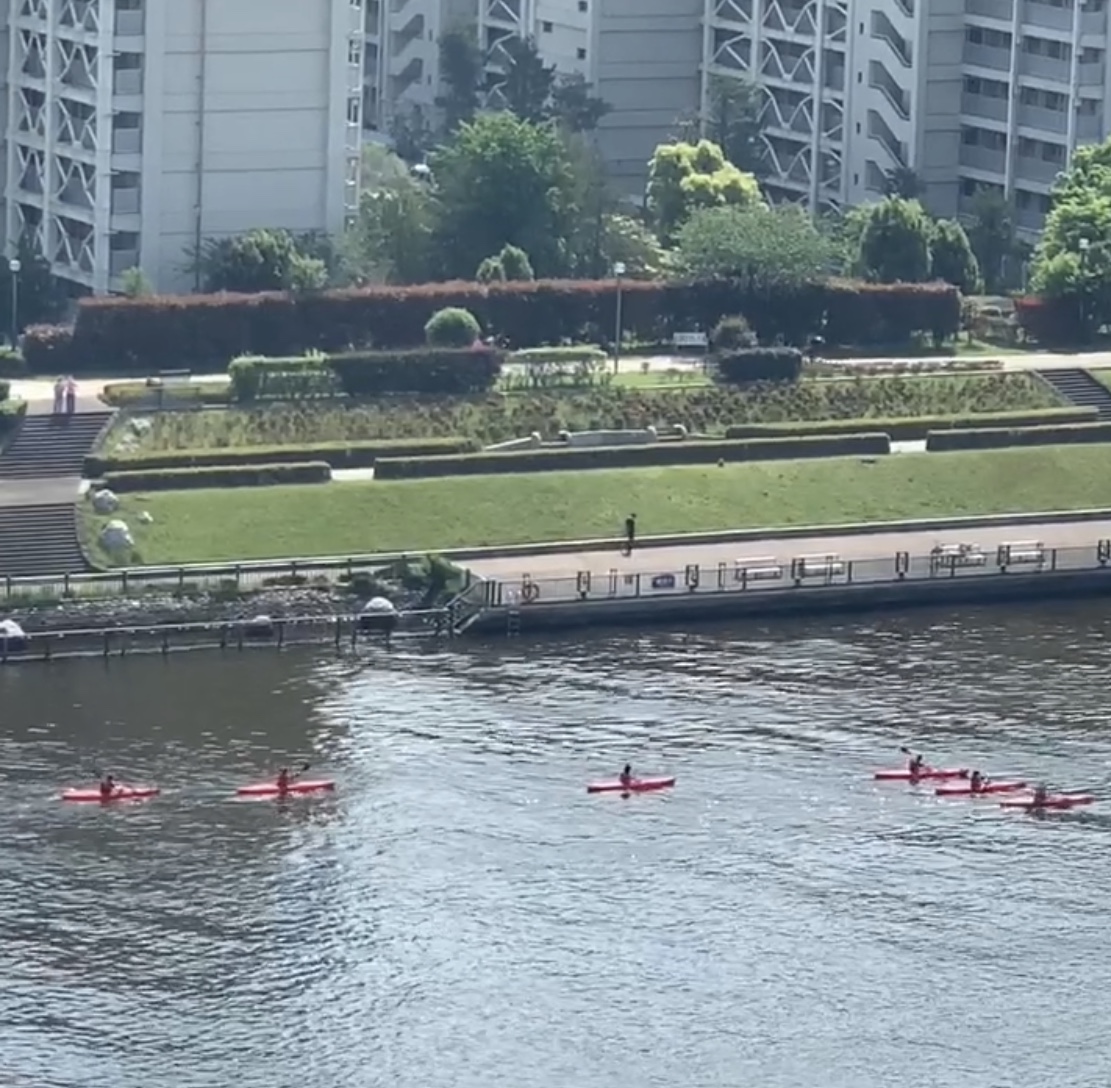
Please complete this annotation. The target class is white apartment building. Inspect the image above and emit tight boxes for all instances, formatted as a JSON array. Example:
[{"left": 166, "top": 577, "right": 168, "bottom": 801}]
[
  {"left": 4, "top": 0, "right": 364, "bottom": 295},
  {"left": 367, "top": 0, "right": 1111, "bottom": 236}
]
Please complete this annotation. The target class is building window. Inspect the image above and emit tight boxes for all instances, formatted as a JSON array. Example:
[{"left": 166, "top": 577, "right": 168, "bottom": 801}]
[
  {"left": 578, "top": 0, "right": 587, "bottom": 9},
  {"left": 542, "top": 20, "right": 552, "bottom": 31},
  {"left": 576, "top": 47, "right": 586, "bottom": 60}
]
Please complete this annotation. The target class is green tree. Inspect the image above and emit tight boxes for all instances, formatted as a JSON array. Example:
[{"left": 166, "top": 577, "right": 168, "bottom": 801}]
[
  {"left": 882, "top": 167, "right": 924, "bottom": 200},
  {"left": 495, "top": 36, "right": 556, "bottom": 123},
  {"left": 425, "top": 306, "right": 481, "bottom": 346},
  {"left": 389, "top": 105, "right": 434, "bottom": 163},
  {"left": 437, "top": 27, "right": 484, "bottom": 133},
  {"left": 117, "top": 266, "right": 152, "bottom": 298},
  {"left": 549, "top": 73, "right": 610, "bottom": 133},
  {"left": 646, "top": 139, "right": 764, "bottom": 241},
  {"left": 703, "top": 75, "right": 766, "bottom": 176},
  {"left": 965, "top": 188, "right": 1017, "bottom": 294},
  {"left": 2, "top": 237, "right": 67, "bottom": 335},
  {"left": 429, "top": 112, "right": 578, "bottom": 278},
  {"left": 857, "top": 198, "right": 933, "bottom": 283},
  {"left": 597, "top": 214, "right": 668, "bottom": 279},
  {"left": 674, "top": 204, "right": 834, "bottom": 286},
  {"left": 198, "top": 228, "right": 312, "bottom": 293},
  {"left": 344, "top": 169, "right": 436, "bottom": 284},
  {"left": 930, "top": 218, "right": 982, "bottom": 293}
]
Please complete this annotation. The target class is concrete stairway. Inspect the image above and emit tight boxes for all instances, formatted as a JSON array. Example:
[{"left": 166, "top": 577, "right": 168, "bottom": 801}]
[
  {"left": 1036, "top": 368, "right": 1111, "bottom": 421},
  {"left": 0, "top": 410, "right": 112, "bottom": 480},
  {"left": 0, "top": 503, "right": 86, "bottom": 579}
]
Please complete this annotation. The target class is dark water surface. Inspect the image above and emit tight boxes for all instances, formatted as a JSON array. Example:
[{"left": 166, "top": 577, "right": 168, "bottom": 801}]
[{"left": 2, "top": 603, "right": 1111, "bottom": 1088}]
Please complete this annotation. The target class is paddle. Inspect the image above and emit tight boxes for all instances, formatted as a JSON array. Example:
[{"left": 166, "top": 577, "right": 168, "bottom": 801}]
[{"left": 278, "top": 762, "right": 311, "bottom": 791}]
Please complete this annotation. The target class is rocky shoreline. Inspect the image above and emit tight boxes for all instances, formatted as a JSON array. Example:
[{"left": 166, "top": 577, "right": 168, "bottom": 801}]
[{"left": 0, "top": 583, "right": 428, "bottom": 635}]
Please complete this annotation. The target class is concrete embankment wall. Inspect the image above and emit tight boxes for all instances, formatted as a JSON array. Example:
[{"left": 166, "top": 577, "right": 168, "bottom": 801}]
[{"left": 465, "top": 568, "right": 1111, "bottom": 635}]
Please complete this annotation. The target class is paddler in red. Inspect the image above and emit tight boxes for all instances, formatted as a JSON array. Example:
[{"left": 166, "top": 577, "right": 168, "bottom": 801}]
[
  {"left": 969, "top": 771, "right": 986, "bottom": 793},
  {"left": 907, "top": 753, "right": 925, "bottom": 775},
  {"left": 1032, "top": 783, "right": 1049, "bottom": 807},
  {"left": 99, "top": 775, "right": 116, "bottom": 799},
  {"left": 276, "top": 767, "right": 291, "bottom": 794},
  {"left": 619, "top": 764, "right": 633, "bottom": 789}
]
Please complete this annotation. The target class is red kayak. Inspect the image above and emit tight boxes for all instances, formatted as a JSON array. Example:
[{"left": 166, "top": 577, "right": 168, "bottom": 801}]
[
  {"left": 587, "top": 776, "right": 675, "bottom": 795},
  {"left": 1000, "top": 794, "right": 1095, "bottom": 811},
  {"left": 936, "top": 781, "right": 1026, "bottom": 797},
  {"left": 236, "top": 779, "right": 335, "bottom": 797},
  {"left": 874, "top": 768, "right": 968, "bottom": 782},
  {"left": 62, "top": 786, "right": 160, "bottom": 803}
]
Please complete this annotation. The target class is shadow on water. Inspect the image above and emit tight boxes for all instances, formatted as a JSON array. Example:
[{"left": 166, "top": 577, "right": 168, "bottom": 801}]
[{"left": 2, "top": 597, "right": 1111, "bottom": 1087}]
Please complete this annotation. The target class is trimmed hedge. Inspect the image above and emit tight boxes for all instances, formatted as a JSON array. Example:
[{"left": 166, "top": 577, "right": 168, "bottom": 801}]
[
  {"left": 86, "top": 437, "right": 479, "bottom": 476},
  {"left": 509, "top": 346, "right": 607, "bottom": 364},
  {"left": 0, "top": 349, "right": 26, "bottom": 378},
  {"left": 926, "top": 421, "right": 1111, "bottom": 452},
  {"left": 21, "top": 278, "right": 961, "bottom": 374},
  {"left": 725, "top": 407, "right": 1099, "bottom": 442},
  {"left": 715, "top": 347, "right": 803, "bottom": 384},
  {"left": 0, "top": 378, "right": 8, "bottom": 401},
  {"left": 0, "top": 399, "right": 26, "bottom": 439},
  {"left": 1014, "top": 295, "right": 1080, "bottom": 347},
  {"left": 374, "top": 433, "right": 892, "bottom": 479},
  {"left": 101, "top": 380, "right": 231, "bottom": 408},
  {"left": 101, "top": 461, "right": 332, "bottom": 492},
  {"left": 228, "top": 348, "right": 503, "bottom": 401}
]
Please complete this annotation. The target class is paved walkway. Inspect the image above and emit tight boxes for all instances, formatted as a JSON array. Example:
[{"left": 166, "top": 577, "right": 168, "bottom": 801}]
[
  {"left": 464, "top": 517, "right": 1111, "bottom": 580},
  {"left": 5, "top": 348, "right": 1111, "bottom": 406},
  {"left": 0, "top": 477, "right": 82, "bottom": 508}
]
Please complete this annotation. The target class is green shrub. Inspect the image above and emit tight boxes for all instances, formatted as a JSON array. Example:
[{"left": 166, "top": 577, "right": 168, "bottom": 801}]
[
  {"left": 509, "top": 346, "right": 607, "bottom": 364},
  {"left": 715, "top": 348, "right": 804, "bottom": 384},
  {"left": 726, "top": 407, "right": 1097, "bottom": 442},
  {"left": 0, "top": 379, "right": 8, "bottom": 402},
  {"left": 0, "top": 349, "right": 26, "bottom": 377},
  {"left": 476, "top": 256, "right": 505, "bottom": 283},
  {"left": 101, "top": 379, "right": 231, "bottom": 408},
  {"left": 86, "top": 437, "right": 478, "bottom": 475},
  {"left": 926, "top": 421, "right": 1111, "bottom": 451},
  {"left": 329, "top": 347, "right": 502, "bottom": 396},
  {"left": 0, "top": 399, "right": 26, "bottom": 439},
  {"left": 374, "top": 433, "right": 891, "bottom": 479},
  {"left": 711, "top": 314, "right": 757, "bottom": 350},
  {"left": 19, "top": 279, "right": 961, "bottom": 374},
  {"left": 425, "top": 307, "right": 481, "bottom": 347},
  {"left": 102, "top": 461, "right": 332, "bottom": 492},
  {"left": 228, "top": 355, "right": 340, "bottom": 403},
  {"left": 499, "top": 245, "right": 534, "bottom": 281}
]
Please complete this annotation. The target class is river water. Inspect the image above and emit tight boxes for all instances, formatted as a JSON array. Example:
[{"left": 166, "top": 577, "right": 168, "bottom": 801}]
[{"left": 2, "top": 603, "right": 1111, "bottom": 1088}]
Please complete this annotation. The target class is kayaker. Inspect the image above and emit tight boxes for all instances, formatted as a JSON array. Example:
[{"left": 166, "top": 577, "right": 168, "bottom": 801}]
[
  {"left": 276, "top": 767, "right": 291, "bottom": 793},
  {"left": 907, "top": 753, "right": 926, "bottom": 775},
  {"left": 619, "top": 764, "right": 633, "bottom": 789},
  {"left": 99, "top": 775, "right": 116, "bottom": 799},
  {"left": 969, "top": 770, "right": 986, "bottom": 793},
  {"left": 1032, "top": 783, "right": 1049, "bottom": 807}
]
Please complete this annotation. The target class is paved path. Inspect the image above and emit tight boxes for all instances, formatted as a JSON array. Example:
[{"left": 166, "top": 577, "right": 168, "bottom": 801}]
[
  {"left": 0, "top": 477, "right": 82, "bottom": 507},
  {"left": 6, "top": 349, "right": 1111, "bottom": 406},
  {"left": 464, "top": 517, "right": 1111, "bottom": 580}
]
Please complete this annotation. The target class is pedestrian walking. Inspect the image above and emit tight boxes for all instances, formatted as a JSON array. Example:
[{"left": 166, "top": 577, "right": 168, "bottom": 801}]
[
  {"left": 623, "top": 512, "right": 637, "bottom": 557},
  {"left": 64, "top": 375, "right": 77, "bottom": 414},
  {"left": 52, "top": 376, "right": 64, "bottom": 415}
]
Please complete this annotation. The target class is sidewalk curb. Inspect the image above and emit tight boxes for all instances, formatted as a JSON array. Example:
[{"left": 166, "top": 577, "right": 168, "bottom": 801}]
[{"left": 443, "top": 508, "right": 1111, "bottom": 564}]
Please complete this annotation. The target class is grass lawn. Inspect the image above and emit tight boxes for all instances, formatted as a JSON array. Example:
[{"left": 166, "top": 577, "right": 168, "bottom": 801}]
[
  {"left": 107, "top": 372, "right": 1058, "bottom": 454},
  {"left": 83, "top": 444, "right": 1111, "bottom": 566},
  {"left": 1092, "top": 369, "right": 1111, "bottom": 392}
]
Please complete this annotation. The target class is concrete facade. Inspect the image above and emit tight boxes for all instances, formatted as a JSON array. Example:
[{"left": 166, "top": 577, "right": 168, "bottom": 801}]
[{"left": 3, "top": 0, "right": 363, "bottom": 295}]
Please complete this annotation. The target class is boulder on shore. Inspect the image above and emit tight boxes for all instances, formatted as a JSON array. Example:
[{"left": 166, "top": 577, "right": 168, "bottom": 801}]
[
  {"left": 99, "top": 519, "right": 134, "bottom": 554},
  {"left": 91, "top": 488, "right": 119, "bottom": 514}
]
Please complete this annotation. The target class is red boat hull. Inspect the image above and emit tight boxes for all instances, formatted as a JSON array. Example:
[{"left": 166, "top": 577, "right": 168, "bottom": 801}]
[
  {"left": 936, "top": 781, "right": 1026, "bottom": 797},
  {"left": 587, "top": 776, "right": 675, "bottom": 795},
  {"left": 1000, "top": 794, "right": 1094, "bottom": 811},
  {"left": 874, "top": 768, "right": 967, "bottom": 782}
]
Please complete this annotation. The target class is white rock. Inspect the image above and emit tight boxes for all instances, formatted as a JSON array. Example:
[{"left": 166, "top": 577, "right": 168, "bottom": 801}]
[
  {"left": 91, "top": 488, "right": 119, "bottom": 514},
  {"left": 129, "top": 417, "right": 153, "bottom": 436},
  {"left": 361, "top": 596, "right": 398, "bottom": 617},
  {"left": 0, "top": 618, "right": 26, "bottom": 641},
  {"left": 138, "top": 510, "right": 153, "bottom": 524},
  {"left": 99, "top": 519, "right": 134, "bottom": 554}
]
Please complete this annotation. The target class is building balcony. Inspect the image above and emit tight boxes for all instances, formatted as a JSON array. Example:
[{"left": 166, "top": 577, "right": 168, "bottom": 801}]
[
  {"left": 966, "top": 0, "right": 1012, "bottom": 20},
  {"left": 961, "top": 91, "right": 1008, "bottom": 123},
  {"left": 112, "top": 127, "right": 142, "bottom": 155},
  {"left": 114, "top": 8, "right": 143, "bottom": 36},
  {"left": 1022, "top": 0, "right": 1071, "bottom": 34},
  {"left": 113, "top": 68, "right": 142, "bottom": 96},
  {"left": 1016, "top": 101, "right": 1067, "bottom": 136},
  {"left": 1014, "top": 154, "right": 1065, "bottom": 185},
  {"left": 1019, "top": 52, "right": 1070, "bottom": 84},
  {"left": 963, "top": 42, "right": 1011, "bottom": 73},
  {"left": 109, "top": 248, "right": 139, "bottom": 276},
  {"left": 1076, "top": 112, "right": 1106, "bottom": 143},
  {"left": 111, "top": 188, "right": 140, "bottom": 216},
  {"left": 959, "top": 143, "right": 1007, "bottom": 176}
]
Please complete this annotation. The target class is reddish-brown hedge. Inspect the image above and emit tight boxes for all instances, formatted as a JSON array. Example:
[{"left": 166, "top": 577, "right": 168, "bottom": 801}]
[
  {"left": 1014, "top": 296, "right": 1082, "bottom": 346},
  {"left": 21, "top": 278, "right": 962, "bottom": 374}
]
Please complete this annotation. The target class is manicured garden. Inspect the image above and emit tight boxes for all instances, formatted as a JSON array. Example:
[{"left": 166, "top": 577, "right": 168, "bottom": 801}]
[
  {"left": 83, "top": 445, "right": 1111, "bottom": 566},
  {"left": 104, "top": 372, "right": 1057, "bottom": 455}
]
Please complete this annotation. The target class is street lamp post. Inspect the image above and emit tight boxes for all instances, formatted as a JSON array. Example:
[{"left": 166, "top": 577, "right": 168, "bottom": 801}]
[
  {"left": 8, "top": 258, "right": 20, "bottom": 349},
  {"left": 1079, "top": 237, "right": 1091, "bottom": 338},
  {"left": 613, "top": 261, "right": 626, "bottom": 374}
]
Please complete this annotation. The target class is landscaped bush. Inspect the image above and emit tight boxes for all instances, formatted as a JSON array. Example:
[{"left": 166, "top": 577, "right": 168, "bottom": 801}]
[
  {"left": 505, "top": 345, "right": 609, "bottom": 390},
  {"left": 102, "top": 461, "right": 332, "bottom": 492},
  {"left": 20, "top": 278, "right": 962, "bottom": 374},
  {"left": 86, "top": 437, "right": 479, "bottom": 476},
  {"left": 926, "top": 421, "right": 1111, "bottom": 452},
  {"left": 715, "top": 348, "right": 803, "bottom": 384},
  {"left": 711, "top": 314, "right": 757, "bottom": 351},
  {"left": 374, "top": 433, "right": 892, "bottom": 479},
  {"left": 0, "top": 399, "right": 25, "bottom": 440},
  {"left": 101, "top": 372, "right": 1061, "bottom": 453},
  {"left": 0, "top": 379, "right": 9, "bottom": 401},
  {"left": 1014, "top": 295, "right": 1080, "bottom": 346},
  {"left": 0, "top": 349, "right": 26, "bottom": 377},
  {"left": 726, "top": 407, "right": 1097, "bottom": 442},
  {"left": 101, "top": 379, "right": 231, "bottom": 408},
  {"left": 227, "top": 348, "right": 503, "bottom": 401},
  {"left": 425, "top": 306, "right": 481, "bottom": 347}
]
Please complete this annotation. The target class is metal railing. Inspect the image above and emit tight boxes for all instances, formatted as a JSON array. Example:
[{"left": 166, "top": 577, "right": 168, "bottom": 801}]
[{"left": 472, "top": 539, "right": 1111, "bottom": 616}]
